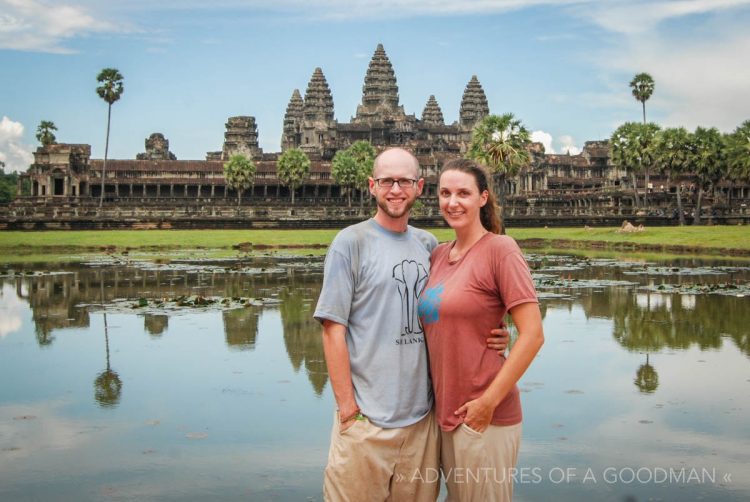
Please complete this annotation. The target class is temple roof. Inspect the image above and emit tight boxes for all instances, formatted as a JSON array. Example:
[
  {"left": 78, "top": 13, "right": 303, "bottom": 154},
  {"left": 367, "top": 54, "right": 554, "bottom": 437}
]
[
  {"left": 421, "top": 95, "right": 445, "bottom": 126},
  {"left": 354, "top": 44, "right": 405, "bottom": 123},
  {"left": 459, "top": 75, "right": 490, "bottom": 128},
  {"left": 282, "top": 89, "right": 304, "bottom": 147},
  {"left": 283, "top": 89, "right": 304, "bottom": 128},
  {"left": 303, "top": 68, "right": 334, "bottom": 123}
]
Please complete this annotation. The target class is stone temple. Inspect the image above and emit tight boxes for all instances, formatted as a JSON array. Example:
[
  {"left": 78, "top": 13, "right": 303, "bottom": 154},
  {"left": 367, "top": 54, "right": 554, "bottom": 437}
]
[
  {"left": 279, "top": 44, "right": 491, "bottom": 159},
  {"left": 7, "top": 44, "right": 748, "bottom": 228}
]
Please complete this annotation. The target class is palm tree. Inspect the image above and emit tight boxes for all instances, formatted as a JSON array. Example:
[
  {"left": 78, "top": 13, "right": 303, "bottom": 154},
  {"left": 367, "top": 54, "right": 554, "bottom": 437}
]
[
  {"left": 96, "top": 68, "right": 124, "bottom": 208},
  {"left": 35, "top": 120, "right": 57, "bottom": 147},
  {"left": 467, "top": 113, "right": 531, "bottom": 234},
  {"left": 630, "top": 73, "right": 656, "bottom": 203},
  {"left": 654, "top": 127, "right": 691, "bottom": 225},
  {"left": 276, "top": 148, "right": 311, "bottom": 205},
  {"left": 223, "top": 154, "right": 256, "bottom": 207},
  {"left": 611, "top": 122, "right": 660, "bottom": 209},
  {"left": 725, "top": 121, "right": 750, "bottom": 206},
  {"left": 688, "top": 127, "right": 725, "bottom": 225},
  {"left": 630, "top": 73, "right": 655, "bottom": 124}
]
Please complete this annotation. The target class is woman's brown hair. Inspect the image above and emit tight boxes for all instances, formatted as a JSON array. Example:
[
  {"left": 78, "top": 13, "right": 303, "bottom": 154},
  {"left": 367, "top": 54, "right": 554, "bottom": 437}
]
[{"left": 440, "top": 158, "right": 502, "bottom": 234}]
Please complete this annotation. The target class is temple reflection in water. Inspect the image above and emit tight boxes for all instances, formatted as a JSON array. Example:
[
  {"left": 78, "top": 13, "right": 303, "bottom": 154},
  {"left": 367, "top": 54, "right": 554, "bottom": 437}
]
[{"left": 2, "top": 255, "right": 748, "bottom": 403}]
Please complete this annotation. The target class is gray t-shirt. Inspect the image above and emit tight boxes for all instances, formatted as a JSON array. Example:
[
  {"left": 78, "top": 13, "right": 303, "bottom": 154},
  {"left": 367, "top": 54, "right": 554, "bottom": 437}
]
[{"left": 314, "top": 218, "right": 438, "bottom": 428}]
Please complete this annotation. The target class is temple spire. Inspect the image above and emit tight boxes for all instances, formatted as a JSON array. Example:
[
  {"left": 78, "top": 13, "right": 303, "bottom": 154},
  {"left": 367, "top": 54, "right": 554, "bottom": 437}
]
[
  {"left": 421, "top": 95, "right": 444, "bottom": 126},
  {"left": 222, "top": 116, "right": 262, "bottom": 160},
  {"left": 459, "top": 75, "right": 489, "bottom": 129},
  {"left": 354, "top": 44, "right": 405, "bottom": 123},
  {"left": 300, "top": 68, "right": 336, "bottom": 155},
  {"left": 303, "top": 68, "right": 334, "bottom": 123},
  {"left": 281, "top": 89, "right": 304, "bottom": 150}
]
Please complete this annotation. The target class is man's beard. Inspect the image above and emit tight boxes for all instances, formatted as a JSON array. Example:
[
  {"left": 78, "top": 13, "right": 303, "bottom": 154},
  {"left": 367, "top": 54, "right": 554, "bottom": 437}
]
[{"left": 376, "top": 196, "right": 416, "bottom": 219}]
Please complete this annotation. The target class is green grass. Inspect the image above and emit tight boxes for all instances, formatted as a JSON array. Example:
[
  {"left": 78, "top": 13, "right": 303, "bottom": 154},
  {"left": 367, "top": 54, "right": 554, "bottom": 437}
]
[
  {"left": 0, "top": 229, "right": 340, "bottom": 251},
  {"left": 503, "top": 225, "right": 750, "bottom": 252},
  {"left": 0, "top": 226, "right": 748, "bottom": 259}
]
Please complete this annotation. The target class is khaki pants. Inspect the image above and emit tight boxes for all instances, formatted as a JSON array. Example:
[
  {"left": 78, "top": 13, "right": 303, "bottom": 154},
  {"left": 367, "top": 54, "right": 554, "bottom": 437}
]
[
  {"left": 323, "top": 410, "right": 440, "bottom": 502},
  {"left": 441, "top": 422, "right": 522, "bottom": 502}
]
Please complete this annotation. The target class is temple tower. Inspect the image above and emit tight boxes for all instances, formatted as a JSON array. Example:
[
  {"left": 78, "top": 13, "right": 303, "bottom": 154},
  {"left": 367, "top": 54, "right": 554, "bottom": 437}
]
[
  {"left": 26, "top": 144, "right": 91, "bottom": 198},
  {"left": 301, "top": 68, "right": 336, "bottom": 155},
  {"left": 421, "top": 95, "right": 445, "bottom": 126},
  {"left": 281, "top": 89, "right": 304, "bottom": 151},
  {"left": 354, "top": 44, "right": 406, "bottom": 124},
  {"left": 222, "top": 116, "right": 263, "bottom": 160},
  {"left": 459, "top": 75, "right": 490, "bottom": 130},
  {"left": 137, "top": 133, "right": 176, "bottom": 160}
]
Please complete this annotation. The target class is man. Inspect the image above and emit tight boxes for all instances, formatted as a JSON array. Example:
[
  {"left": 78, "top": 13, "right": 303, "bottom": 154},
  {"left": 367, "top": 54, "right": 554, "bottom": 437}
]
[{"left": 314, "top": 148, "right": 508, "bottom": 501}]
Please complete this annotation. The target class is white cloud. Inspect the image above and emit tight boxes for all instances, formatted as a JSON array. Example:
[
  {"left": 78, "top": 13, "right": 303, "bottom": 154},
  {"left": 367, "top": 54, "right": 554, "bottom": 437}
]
[
  {"left": 531, "top": 130, "right": 554, "bottom": 153},
  {"left": 558, "top": 134, "right": 581, "bottom": 155},
  {"left": 0, "top": 0, "right": 126, "bottom": 53},
  {"left": 575, "top": 0, "right": 750, "bottom": 35},
  {"left": 531, "top": 130, "right": 581, "bottom": 155},
  {"left": 0, "top": 401, "right": 103, "bottom": 465},
  {"left": 0, "top": 284, "right": 25, "bottom": 338},
  {"left": 593, "top": 24, "right": 750, "bottom": 133},
  {"left": 85, "top": 0, "right": 579, "bottom": 17},
  {"left": 0, "top": 117, "right": 34, "bottom": 174},
  {"left": 650, "top": 34, "right": 750, "bottom": 132},
  {"left": 99, "top": 0, "right": 750, "bottom": 22}
]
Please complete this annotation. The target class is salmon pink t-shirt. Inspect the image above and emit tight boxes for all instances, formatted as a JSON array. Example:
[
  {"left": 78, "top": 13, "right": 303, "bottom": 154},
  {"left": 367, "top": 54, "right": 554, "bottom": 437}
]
[{"left": 418, "top": 233, "right": 538, "bottom": 431}]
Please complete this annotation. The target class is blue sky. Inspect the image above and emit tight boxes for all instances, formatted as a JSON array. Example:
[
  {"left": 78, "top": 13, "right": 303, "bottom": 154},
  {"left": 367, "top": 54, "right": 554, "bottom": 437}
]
[{"left": 2, "top": 0, "right": 749, "bottom": 172}]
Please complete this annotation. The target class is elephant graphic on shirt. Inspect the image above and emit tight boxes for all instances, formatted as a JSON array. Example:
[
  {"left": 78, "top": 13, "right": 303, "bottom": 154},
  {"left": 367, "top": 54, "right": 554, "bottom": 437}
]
[{"left": 392, "top": 260, "right": 429, "bottom": 336}]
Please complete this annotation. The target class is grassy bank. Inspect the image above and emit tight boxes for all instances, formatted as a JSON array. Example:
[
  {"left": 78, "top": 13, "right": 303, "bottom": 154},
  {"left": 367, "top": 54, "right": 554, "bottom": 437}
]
[
  {"left": 0, "top": 229, "right": 340, "bottom": 251},
  {"left": 0, "top": 226, "right": 748, "bottom": 256}
]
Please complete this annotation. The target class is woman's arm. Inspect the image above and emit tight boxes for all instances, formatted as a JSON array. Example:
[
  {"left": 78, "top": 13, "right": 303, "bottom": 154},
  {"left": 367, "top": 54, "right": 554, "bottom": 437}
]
[{"left": 455, "top": 301, "right": 544, "bottom": 432}]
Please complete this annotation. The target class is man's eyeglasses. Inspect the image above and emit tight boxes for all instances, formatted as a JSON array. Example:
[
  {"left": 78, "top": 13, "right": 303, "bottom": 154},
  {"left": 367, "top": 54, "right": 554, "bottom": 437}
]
[{"left": 374, "top": 178, "right": 419, "bottom": 188}]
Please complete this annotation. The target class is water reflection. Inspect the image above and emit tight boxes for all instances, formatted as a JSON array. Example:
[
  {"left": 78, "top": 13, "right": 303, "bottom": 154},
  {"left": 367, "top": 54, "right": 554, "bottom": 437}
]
[
  {"left": 611, "top": 289, "right": 749, "bottom": 355},
  {"left": 0, "top": 258, "right": 330, "bottom": 402},
  {"left": 94, "top": 313, "right": 122, "bottom": 408},
  {"left": 0, "top": 254, "right": 748, "bottom": 501},
  {"left": 1, "top": 256, "right": 747, "bottom": 390},
  {"left": 525, "top": 256, "right": 750, "bottom": 358},
  {"left": 223, "top": 307, "right": 260, "bottom": 350},
  {"left": 634, "top": 354, "right": 659, "bottom": 393},
  {"left": 144, "top": 314, "right": 168, "bottom": 336},
  {"left": 279, "top": 278, "right": 328, "bottom": 396}
]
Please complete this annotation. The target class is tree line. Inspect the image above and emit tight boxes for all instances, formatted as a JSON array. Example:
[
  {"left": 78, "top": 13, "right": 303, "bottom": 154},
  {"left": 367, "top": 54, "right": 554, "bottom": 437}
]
[
  {"left": 610, "top": 120, "right": 750, "bottom": 225},
  {"left": 223, "top": 141, "right": 377, "bottom": 207},
  {"left": 0, "top": 161, "right": 25, "bottom": 203}
]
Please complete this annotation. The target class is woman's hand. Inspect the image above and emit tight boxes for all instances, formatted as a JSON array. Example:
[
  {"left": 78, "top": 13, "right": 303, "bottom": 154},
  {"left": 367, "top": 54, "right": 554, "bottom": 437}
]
[{"left": 454, "top": 395, "right": 496, "bottom": 433}]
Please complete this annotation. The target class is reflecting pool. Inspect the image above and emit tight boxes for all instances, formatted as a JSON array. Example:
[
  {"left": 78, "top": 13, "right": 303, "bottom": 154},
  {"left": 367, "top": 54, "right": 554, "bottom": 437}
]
[{"left": 0, "top": 253, "right": 748, "bottom": 501}]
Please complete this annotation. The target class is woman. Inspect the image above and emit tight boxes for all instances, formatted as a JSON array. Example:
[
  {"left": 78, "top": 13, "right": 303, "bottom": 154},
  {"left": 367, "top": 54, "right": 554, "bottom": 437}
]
[{"left": 418, "top": 158, "right": 544, "bottom": 501}]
